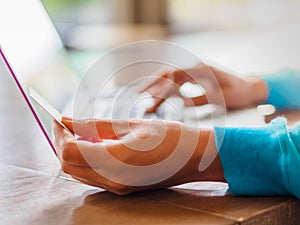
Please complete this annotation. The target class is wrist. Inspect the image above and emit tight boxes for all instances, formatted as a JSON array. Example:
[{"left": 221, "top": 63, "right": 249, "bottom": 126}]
[
  {"left": 247, "top": 77, "right": 269, "bottom": 105},
  {"left": 189, "top": 128, "right": 225, "bottom": 183}
]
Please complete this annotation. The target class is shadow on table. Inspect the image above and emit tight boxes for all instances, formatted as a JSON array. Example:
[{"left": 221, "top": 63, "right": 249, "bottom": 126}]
[{"left": 70, "top": 186, "right": 298, "bottom": 225}]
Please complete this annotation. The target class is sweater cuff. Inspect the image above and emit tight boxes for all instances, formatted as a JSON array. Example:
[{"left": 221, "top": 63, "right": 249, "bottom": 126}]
[
  {"left": 259, "top": 69, "right": 300, "bottom": 109},
  {"left": 214, "top": 117, "right": 291, "bottom": 196}
]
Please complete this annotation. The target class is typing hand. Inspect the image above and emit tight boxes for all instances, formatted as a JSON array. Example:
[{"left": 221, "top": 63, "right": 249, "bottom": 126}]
[{"left": 138, "top": 64, "right": 268, "bottom": 112}]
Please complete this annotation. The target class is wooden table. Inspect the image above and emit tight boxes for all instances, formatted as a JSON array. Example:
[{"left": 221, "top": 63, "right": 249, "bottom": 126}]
[{"left": 1, "top": 61, "right": 300, "bottom": 225}]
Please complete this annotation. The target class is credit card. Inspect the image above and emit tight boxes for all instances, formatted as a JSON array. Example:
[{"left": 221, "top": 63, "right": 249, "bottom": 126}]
[{"left": 29, "top": 88, "right": 73, "bottom": 134}]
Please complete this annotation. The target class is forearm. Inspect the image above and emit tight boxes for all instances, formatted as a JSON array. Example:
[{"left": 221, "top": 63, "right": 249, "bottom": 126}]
[{"left": 245, "top": 76, "right": 268, "bottom": 105}]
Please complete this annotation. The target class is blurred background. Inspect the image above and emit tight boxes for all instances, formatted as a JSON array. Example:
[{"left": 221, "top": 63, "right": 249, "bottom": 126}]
[
  {"left": 42, "top": 0, "right": 300, "bottom": 48},
  {"left": 41, "top": 0, "right": 300, "bottom": 75}
]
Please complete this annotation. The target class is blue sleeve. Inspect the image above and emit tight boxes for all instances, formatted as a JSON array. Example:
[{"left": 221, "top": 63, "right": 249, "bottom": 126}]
[
  {"left": 214, "top": 117, "right": 300, "bottom": 199},
  {"left": 259, "top": 69, "right": 300, "bottom": 109}
]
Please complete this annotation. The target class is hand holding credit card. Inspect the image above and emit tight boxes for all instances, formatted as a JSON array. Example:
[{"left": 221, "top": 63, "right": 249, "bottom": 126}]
[{"left": 29, "top": 88, "right": 73, "bottom": 134}]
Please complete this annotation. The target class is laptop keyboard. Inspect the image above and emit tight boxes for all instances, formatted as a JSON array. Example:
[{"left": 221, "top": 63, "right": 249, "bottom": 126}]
[
  {"left": 93, "top": 98, "right": 183, "bottom": 122},
  {"left": 69, "top": 83, "right": 186, "bottom": 122},
  {"left": 90, "top": 88, "right": 184, "bottom": 122}
]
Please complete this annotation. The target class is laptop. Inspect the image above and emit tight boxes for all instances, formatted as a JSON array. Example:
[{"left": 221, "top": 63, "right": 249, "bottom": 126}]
[
  {"left": 0, "top": 0, "right": 265, "bottom": 155},
  {"left": 0, "top": 0, "right": 197, "bottom": 154}
]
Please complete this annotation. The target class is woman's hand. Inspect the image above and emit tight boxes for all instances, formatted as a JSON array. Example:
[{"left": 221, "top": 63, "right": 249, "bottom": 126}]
[
  {"left": 53, "top": 117, "right": 225, "bottom": 195},
  {"left": 138, "top": 64, "right": 268, "bottom": 112}
]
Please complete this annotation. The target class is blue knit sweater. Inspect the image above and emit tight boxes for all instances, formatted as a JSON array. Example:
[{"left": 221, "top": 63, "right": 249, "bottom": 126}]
[{"left": 214, "top": 69, "right": 300, "bottom": 198}]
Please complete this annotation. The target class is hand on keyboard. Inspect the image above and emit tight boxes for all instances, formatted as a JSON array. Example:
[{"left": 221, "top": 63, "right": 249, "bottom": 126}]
[{"left": 138, "top": 64, "right": 268, "bottom": 112}]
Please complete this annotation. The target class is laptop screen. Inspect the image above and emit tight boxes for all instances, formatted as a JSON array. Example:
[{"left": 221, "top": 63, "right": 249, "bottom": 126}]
[
  {"left": 0, "top": 0, "right": 80, "bottom": 153},
  {"left": 0, "top": 0, "right": 78, "bottom": 110}
]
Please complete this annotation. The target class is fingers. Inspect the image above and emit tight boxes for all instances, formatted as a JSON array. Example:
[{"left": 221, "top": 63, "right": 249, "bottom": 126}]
[
  {"left": 62, "top": 163, "right": 112, "bottom": 191},
  {"left": 62, "top": 162, "right": 104, "bottom": 185},
  {"left": 54, "top": 128, "right": 127, "bottom": 194},
  {"left": 53, "top": 121, "right": 77, "bottom": 158},
  {"left": 142, "top": 81, "right": 171, "bottom": 113},
  {"left": 138, "top": 65, "right": 217, "bottom": 112},
  {"left": 137, "top": 67, "right": 172, "bottom": 93},
  {"left": 137, "top": 75, "right": 162, "bottom": 93},
  {"left": 55, "top": 119, "right": 133, "bottom": 167},
  {"left": 138, "top": 68, "right": 178, "bottom": 113},
  {"left": 62, "top": 117, "right": 130, "bottom": 140},
  {"left": 145, "top": 97, "right": 165, "bottom": 113},
  {"left": 53, "top": 120, "right": 112, "bottom": 167},
  {"left": 62, "top": 162, "right": 131, "bottom": 195},
  {"left": 53, "top": 120, "right": 74, "bottom": 140},
  {"left": 183, "top": 95, "right": 209, "bottom": 107},
  {"left": 53, "top": 121, "right": 89, "bottom": 165},
  {"left": 143, "top": 76, "right": 182, "bottom": 113}
]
